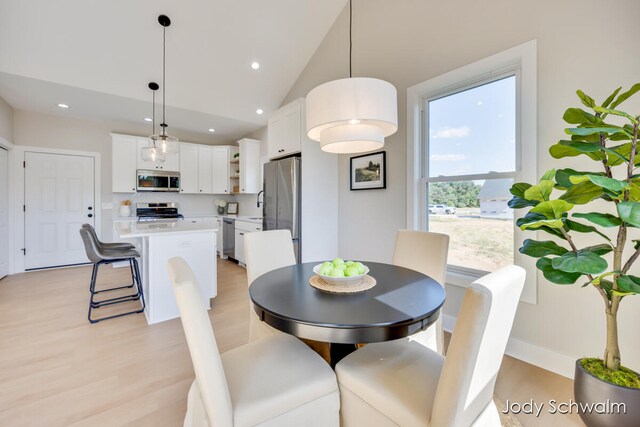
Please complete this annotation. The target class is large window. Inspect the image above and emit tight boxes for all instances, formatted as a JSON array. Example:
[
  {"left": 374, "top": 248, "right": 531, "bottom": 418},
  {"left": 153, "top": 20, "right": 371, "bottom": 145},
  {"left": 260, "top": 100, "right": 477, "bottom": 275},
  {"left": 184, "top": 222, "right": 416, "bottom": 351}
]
[
  {"left": 426, "top": 75, "right": 516, "bottom": 274},
  {"left": 406, "top": 40, "right": 537, "bottom": 303}
]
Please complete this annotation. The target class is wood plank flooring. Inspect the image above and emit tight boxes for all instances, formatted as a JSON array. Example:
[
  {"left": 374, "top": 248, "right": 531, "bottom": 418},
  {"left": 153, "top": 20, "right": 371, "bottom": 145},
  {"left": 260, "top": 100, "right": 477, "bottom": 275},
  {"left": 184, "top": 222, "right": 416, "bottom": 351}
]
[{"left": 0, "top": 260, "right": 582, "bottom": 426}]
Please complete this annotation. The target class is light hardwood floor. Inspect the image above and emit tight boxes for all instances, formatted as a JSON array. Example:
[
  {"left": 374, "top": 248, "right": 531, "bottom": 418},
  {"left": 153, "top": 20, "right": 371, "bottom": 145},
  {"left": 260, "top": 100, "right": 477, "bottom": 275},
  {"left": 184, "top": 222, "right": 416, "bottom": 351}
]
[{"left": 0, "top": 259, "right": 583, "bottom": 426}]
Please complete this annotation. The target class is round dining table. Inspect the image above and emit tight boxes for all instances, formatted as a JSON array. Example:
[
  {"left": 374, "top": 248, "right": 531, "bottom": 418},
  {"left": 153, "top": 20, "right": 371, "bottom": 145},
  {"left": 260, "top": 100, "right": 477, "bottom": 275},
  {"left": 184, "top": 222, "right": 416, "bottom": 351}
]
[{"left": 249, "top": 261, "right": 445, "bottom": 364}]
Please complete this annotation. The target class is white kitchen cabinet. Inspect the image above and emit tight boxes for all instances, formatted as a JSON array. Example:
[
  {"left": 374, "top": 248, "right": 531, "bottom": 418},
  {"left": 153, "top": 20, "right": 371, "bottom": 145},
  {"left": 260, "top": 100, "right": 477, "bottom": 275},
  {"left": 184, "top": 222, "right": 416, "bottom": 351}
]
[
  {"left": 197, "top": 145, "right": 214, "bottom": 194},
  {"left": 111, "top": 134, "right": 138, "bottom": 193},
  {"left": 215, "top": 217, "right": 224, "bottom": 258},
  {"left": 136, "top": 138, "right": 179, "bottom": 172},
  {"left": 238, "top": 138, "right": 261, "bottom": 194},
  {"left": 179, "top": 142, "right": 199, "bottom": 194},
  {"left": 212, "top": 147, "right": 231, "bottom": 194},
  {"left": 234, "top": 220, "right": 263, "bottom": 265},
  {"left": 268, "top": 99, "right": 303, "bottom": 159}
]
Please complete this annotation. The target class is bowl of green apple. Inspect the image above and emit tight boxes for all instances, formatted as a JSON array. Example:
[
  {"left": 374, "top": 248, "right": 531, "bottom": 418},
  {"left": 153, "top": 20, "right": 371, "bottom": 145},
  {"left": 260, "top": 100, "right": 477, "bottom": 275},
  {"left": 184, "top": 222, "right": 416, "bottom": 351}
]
[{"left": 313, "top": 258, "right": 369, "bottom": 286}]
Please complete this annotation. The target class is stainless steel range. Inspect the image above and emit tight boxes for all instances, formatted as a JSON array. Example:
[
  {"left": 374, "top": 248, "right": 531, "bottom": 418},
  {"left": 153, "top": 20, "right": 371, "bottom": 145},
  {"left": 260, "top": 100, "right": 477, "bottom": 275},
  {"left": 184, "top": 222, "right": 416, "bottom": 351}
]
[{"left": 136, "top": 202, "right": 184, "bottom": 221}]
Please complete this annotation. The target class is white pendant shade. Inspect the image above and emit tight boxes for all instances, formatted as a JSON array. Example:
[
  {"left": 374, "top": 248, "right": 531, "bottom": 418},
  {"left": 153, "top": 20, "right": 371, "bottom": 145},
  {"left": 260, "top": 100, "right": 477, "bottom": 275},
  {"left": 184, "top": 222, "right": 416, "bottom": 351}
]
[{"left": 306, "top": 77, "right": 398, "bottom": 154}]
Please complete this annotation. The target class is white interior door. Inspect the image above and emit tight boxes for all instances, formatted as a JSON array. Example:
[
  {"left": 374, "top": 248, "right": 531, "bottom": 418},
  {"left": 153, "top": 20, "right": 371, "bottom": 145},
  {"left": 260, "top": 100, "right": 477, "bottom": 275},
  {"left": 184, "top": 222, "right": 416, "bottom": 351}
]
[
  {"left": 24, "top": 152, "right": 95, "bottom": 270},
  {"left": 0, "top": 148, "right": 8, "bottom": 278}
]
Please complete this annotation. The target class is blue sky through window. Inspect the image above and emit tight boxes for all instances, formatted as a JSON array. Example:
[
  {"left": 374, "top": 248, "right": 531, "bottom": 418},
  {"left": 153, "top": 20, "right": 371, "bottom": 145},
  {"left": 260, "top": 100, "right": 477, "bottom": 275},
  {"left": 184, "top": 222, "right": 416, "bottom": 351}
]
[{"left": 428, "top": 75, "right": 516, "bottom": 177}]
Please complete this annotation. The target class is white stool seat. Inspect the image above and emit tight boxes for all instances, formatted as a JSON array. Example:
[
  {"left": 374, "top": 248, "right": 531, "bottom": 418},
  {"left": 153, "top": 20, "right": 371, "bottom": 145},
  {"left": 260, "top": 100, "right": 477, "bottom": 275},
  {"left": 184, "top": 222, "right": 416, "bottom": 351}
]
[
  {"left": 337, "top": 339, "right": 444, "bottom": 426},
  {"left": 222, "top": 334, "right": 339, "bottom": 426}
]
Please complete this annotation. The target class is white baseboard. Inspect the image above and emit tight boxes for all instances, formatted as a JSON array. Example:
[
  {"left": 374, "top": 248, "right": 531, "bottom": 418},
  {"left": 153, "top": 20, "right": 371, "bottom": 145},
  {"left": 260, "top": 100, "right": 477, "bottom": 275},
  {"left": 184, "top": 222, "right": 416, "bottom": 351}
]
[{"left": 442, "top": 314, "right": 575, "bottom": 379}]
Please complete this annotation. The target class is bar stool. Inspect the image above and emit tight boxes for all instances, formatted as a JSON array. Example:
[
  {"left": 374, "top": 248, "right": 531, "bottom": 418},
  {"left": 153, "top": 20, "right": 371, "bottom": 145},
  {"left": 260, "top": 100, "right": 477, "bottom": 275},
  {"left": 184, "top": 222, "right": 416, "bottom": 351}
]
[{"left": 79, "top": 228, "right": 145, "bottom": 323}]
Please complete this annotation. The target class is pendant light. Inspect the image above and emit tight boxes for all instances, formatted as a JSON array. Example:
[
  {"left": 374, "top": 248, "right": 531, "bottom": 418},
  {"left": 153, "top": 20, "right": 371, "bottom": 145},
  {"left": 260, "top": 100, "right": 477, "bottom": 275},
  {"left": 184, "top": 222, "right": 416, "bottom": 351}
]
[
  {"left": 150, "top": 14, "right": 179, "bottom": 155},
  {"left": 141, "top": 82, "right": 166, "bottom": 163},
  {"left": 305, "top": 0, "right": 398, "bottom": 154}
]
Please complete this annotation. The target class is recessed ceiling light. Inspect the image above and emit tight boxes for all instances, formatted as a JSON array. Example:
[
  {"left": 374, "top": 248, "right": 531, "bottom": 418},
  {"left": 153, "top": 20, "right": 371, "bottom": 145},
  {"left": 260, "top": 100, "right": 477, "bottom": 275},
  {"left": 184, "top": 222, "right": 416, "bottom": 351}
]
[
  {"left": 144, "top": 117, "right": 152, "bottom": 122},
  {"left": 251, "top": 62, "right": 260, "bottom": 70},
  {"left": 256, "top": 108, "right": 264, "bottom": 115},
  {"left": 477, "top": 101, "right": 483, "bottom": 106},
  {"left": 57, "top": 103, "right": 70, "bottom": 109},
  {"left": 208, "top": 128, "right": 216, "bottom": 133}
]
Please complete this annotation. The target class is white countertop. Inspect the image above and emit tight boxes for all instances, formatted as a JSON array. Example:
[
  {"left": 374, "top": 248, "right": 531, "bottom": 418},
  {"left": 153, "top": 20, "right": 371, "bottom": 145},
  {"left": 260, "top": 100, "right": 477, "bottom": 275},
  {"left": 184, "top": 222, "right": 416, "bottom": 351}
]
[
  {"left": 113, "top": 214, "right": 263, "bottom": 224},
  {"left": 115, "top": 219, "right": 218, "bottom": 238}
]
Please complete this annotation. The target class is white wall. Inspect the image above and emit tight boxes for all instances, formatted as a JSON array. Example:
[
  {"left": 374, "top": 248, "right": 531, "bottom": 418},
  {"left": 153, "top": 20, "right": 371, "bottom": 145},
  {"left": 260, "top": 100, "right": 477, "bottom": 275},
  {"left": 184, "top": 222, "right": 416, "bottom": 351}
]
[
  {"left": 282, "top": 0, "right": 640, "bottom": 374},
  {"left": 12, "top": 110, "right": 242, "bottom": 239},
  {"left": 0, "top": 96, "right": 13, "bottom": 142}
]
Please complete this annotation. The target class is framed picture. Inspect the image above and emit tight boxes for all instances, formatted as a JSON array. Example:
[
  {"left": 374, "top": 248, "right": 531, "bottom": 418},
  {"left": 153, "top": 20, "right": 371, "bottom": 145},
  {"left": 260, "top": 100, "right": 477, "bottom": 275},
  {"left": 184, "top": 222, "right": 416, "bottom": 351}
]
[
  {"left": 350, "top": 151, "right": 386, "bottom": 190},
  {"left": 227, "top": 202, "right": 238, "bottom": 214}
]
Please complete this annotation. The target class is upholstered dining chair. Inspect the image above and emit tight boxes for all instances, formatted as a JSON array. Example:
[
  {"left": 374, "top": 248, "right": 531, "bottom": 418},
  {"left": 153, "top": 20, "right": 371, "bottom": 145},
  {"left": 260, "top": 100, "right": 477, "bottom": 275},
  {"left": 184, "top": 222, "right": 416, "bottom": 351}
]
[
  {"left": 335, "top": 265, "right": 525, "bottom": 427},
  {"left": 244, "top": 230, "right": 296, "bottom": 341},
  {"left": 393, "top": 230, "right": 449, "bottom": 354},
  {"left": 168, "top": 257, "right": 340, "bottom": 427}
]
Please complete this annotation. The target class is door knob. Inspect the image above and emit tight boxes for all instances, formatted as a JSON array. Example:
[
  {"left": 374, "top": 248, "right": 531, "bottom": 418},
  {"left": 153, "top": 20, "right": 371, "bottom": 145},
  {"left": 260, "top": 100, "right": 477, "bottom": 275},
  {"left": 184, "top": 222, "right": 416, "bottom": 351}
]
[
  {"left": 88, "top": 207, "right": 93, "bottom": 210},
  {"left": 88, "top": 214, "right": 93, "bottom": 218}
]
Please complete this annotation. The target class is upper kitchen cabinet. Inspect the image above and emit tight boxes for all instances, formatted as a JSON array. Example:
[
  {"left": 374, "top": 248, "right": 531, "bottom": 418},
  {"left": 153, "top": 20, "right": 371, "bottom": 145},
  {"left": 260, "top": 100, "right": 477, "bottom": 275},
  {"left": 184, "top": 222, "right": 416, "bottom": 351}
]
[
  {"left": 212, "top": 146, "right": 232, "bottom": 194},
  {"left": 268, "top": 98, "right": 303, "bottom": 159},
  {"left": 197, "top": 145, "right": 214, "bottom": 194},
  {"left": 179, "top": 142, "right": 199, "bottom": 194},
  {"left": 136, "top": 138, "right": 180, "bottom": 172},
  {"left": 111, "top": 133, "right": 138, "bottom": 193},
  {"left": 237, "top": 138, "right": 261, "bottom": 194}
]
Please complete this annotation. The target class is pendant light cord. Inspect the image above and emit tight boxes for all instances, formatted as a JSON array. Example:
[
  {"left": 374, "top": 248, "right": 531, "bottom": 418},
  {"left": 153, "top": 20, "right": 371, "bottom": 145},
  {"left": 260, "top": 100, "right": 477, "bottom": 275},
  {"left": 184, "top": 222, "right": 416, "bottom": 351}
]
[
  {"left": 152, "top": 89, "right": 156, "bottom": 136},
  {"left": 349, "top": 0, "right": 352, "bottom": 78},
  {"left": 162, "top": 24, "right": 166, "bottom": 136}
]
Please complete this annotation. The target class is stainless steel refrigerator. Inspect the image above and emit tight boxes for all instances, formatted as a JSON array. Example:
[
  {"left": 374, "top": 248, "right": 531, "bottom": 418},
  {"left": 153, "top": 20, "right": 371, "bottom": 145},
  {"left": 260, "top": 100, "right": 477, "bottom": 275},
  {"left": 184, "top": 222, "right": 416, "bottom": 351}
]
[{"left": 263, "top": 156, "right": 301, "bottom": 262}]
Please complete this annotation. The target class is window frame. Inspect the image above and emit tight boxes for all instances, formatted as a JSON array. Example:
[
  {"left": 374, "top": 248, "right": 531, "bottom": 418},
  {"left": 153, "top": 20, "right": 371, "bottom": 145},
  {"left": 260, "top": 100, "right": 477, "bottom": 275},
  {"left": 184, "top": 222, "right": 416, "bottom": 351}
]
[{"left": 406, "top": 40, "right": 538, "bottom": 304}]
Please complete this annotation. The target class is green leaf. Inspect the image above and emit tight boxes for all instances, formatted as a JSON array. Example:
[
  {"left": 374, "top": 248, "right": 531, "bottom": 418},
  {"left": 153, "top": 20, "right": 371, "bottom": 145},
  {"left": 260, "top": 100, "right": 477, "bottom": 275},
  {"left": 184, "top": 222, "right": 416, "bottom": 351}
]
[
  {"left": 582, "top": 244, "right": 613, "bottom": 256},
  {"left": 508, "top": 196, "right": 538, "bottom": 209},
  {"left": 576, "top": 90, "right": 596, "bottom": 109},
  {"left": 536, "top": 258, "right": 582, "bottom": 284},
  {"left": 610, "top": 83, "right": 640, "bottom": 109},
  {"left": 549, "top": 140, "right": 604, "bottom": 161},
  {"left": 565, "top": 219, "right": 611, "bottom": 242},
  {"left": 551, "top": 250, "right": 608, "bottom": 275},
  {"left": 520, "top": 218, "right": 564, "bottom": 231},
  {"left": 555, "top": 169, "right": 603, "bottom": 188},
  {"left": 606, "top": 143, "right": 634, "bottom": 166},
  {"left": 617, "top": 201, "right": 640, "bottom": 227},
  {"left": 531, "top": 200, "right": 574, "bottom": 219},
  {"left": 568, "top": 175, "right": 628, "bottom": 193},
  {"left": 565, "top": 126, "right": 632, "bottom": 138},
  {"left": 510, "top": 182, "right": 532, "bottom": 198},
  {"left": 524, "top": 180, "right": 555, "bottom": 202},
  {"left": 558, "top": 140, "right": 629, "bottom": 164},
  {"left": 616, "top": 275, "right": 640, "bottom": 295},
  {"left": 520, "top": 239, "right": 568, "bottom": 257},
  {"left": 540, "top": 169, "right": 556, "bottom": 182},
  {"left": 572, "top": 212, "right": 622, "bottom": 228},
  {"left": 593, "top": 106, "right": 638, "bottom": 124},
  {"left": 563, "top": 108, "right": 601, "bottom": 125},
  {"left": 602, "top": 87, "right": 622, "bottom": 109},
  {"left": 559, "top": 181, "right": 604, "bottom": 205}
]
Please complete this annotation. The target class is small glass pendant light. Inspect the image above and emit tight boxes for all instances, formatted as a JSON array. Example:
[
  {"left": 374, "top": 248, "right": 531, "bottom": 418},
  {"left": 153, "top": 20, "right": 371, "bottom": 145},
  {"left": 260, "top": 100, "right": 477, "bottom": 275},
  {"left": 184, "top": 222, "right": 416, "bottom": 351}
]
[
  {"left": 150, "top": 14, "right": 179, "bottom": 155},
  {"left": 141, "top": 82, "right": 166, "bottom": 163}
]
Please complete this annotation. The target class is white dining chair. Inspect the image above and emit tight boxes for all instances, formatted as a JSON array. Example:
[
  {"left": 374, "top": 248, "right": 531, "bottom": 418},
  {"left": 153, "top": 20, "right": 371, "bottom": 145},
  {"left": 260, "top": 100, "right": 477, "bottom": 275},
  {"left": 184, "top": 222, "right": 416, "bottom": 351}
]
[
  {"left": 335, "top": 265, "right": 525, "bottom": 427},
  {"left": 168, "top": 257, "right": 340, "bottom": 427},
  {"left": 393, "top": 229, "right": 449, "bottom": 354},
  {"left": 244, "top": 229, "right": 296, "bottom": 341}
]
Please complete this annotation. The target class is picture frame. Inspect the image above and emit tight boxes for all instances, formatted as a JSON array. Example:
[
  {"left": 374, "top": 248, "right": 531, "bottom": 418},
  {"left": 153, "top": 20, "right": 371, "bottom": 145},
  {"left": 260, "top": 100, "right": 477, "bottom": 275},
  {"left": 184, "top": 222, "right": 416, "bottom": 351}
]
[
  {"left": 350, "top": 151, "right": 386, "bottom": 191},
  {"left": 226, "top": 202, "right": 238, "bottom": 214}
]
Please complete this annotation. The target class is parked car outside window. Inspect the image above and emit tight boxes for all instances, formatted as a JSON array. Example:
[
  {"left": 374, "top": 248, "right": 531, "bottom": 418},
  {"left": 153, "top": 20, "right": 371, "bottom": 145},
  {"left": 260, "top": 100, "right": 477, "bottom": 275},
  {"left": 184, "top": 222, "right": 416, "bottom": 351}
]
[{"left": 428, "top": 204, "right": 456, "bottom": 215}]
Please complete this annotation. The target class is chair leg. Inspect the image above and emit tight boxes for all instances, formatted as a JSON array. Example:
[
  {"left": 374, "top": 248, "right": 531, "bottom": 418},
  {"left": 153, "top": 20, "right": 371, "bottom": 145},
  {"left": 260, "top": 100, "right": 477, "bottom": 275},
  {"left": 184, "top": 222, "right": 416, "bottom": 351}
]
[
  {"left": 91, "top": 259, "right": 136, "bottom": 295},
  {"left": 88, "top": 258, "right": 146, "bottom": 324}
]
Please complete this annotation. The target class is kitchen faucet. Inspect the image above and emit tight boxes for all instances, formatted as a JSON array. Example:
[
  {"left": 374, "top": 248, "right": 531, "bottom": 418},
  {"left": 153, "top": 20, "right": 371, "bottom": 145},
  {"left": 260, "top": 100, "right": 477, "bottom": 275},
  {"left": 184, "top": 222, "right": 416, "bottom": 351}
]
[{"left": 256, "top": 190, "right": 264, "bottom": 208}]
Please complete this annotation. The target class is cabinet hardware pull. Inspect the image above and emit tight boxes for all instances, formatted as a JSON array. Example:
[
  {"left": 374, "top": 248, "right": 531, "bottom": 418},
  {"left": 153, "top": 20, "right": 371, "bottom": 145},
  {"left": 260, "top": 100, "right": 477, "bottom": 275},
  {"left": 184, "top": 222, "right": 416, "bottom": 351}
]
[{"left": 88, "top": 214, "right": 93, "bottom": 218}]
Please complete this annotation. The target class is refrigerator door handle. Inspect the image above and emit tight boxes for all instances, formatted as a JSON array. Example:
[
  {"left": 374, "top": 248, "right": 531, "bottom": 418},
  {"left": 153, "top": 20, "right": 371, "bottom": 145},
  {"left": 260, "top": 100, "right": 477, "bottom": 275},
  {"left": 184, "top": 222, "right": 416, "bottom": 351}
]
[{"left": 291, "top": 159, "right": 299, "bottom": 239}]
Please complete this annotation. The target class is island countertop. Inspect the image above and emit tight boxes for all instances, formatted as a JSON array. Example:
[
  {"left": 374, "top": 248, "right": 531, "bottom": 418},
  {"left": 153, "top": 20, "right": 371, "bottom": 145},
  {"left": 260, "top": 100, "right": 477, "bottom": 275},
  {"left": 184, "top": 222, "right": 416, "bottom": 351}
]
[{"left": 115, "top": 219, "right": 218, "bottom": 239}]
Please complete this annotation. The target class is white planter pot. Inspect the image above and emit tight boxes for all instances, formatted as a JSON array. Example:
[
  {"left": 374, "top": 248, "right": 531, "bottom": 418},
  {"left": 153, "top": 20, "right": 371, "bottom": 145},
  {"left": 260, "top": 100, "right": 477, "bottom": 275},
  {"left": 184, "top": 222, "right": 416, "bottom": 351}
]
[{"left": 119, "top": 205, "right": 132, "bottom": 217}]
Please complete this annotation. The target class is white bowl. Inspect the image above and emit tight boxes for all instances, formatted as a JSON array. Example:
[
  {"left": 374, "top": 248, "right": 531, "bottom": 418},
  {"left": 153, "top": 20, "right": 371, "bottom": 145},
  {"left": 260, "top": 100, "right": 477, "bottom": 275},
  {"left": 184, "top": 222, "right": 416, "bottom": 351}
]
[{"left": 313, "top": 263, "right": 370, "bottom": 286}]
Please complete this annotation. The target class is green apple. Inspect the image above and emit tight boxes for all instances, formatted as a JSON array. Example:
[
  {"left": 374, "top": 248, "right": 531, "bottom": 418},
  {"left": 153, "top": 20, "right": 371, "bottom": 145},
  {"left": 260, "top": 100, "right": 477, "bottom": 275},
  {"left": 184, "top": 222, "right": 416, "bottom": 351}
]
[
  {"left": 334, "top": 264, "right": 347, "bottom": 271},
  {"left": 332, "top": 257, "right": 345, "bottom": 266},
  {"left": 353, "top": 262, "right": 366, "bottom": 274},
  {"left": 319, "top": 264, "right": 333, "bottom": 275},
  {"left": 329, "top": 268, "right": 345, "bottom": 277},
  {"left": 344, "top": 266, "right": 359, "bottom": 277},
  {"left": 345, "top": 261, "right": 354, "bottom": 267},
  {"left": 321, "top": 261, "right": 333, "bottom": 269}
]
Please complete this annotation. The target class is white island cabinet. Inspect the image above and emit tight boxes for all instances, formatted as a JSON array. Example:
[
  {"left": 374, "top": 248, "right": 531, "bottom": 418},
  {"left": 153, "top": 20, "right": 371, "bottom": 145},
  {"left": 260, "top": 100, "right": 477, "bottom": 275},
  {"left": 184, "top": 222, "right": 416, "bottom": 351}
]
[{"left": 115, "top": 220, "right": 217, "bottom": 325}]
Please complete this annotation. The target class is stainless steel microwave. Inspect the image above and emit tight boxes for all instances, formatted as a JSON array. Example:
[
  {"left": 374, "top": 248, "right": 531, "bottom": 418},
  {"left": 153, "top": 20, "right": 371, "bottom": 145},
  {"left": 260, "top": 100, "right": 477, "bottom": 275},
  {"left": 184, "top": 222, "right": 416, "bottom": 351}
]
[{"left": 136, "top": 170, "right": 180, "bottom": 192}]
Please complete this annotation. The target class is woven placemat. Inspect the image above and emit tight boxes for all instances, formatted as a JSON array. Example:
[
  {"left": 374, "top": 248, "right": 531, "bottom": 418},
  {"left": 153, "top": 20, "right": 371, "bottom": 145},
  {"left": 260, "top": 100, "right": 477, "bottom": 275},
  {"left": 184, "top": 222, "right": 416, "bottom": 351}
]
[{"left": 308, "top": 275, "right": 376, "bottom": 294}]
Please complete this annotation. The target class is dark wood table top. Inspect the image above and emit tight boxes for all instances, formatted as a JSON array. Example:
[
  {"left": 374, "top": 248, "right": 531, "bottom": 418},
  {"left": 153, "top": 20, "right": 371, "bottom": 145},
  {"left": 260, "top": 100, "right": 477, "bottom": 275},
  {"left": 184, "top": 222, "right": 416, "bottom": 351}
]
[{"left": 249, "top": 262, "right": 445, "bottom": 344}]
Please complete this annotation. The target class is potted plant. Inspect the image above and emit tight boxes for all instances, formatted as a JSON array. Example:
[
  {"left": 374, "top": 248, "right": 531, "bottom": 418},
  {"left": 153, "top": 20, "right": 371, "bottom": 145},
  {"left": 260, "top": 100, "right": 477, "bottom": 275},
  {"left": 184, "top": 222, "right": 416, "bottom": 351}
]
[
  {"left": 119, "top": 199, "right": 132, "bottom": 217},
  {"left": 510, "top": 83, "right": 640, "bottom": 426},
  {"left": 214, "top": 199, "right": 227, "bottom": 215}
]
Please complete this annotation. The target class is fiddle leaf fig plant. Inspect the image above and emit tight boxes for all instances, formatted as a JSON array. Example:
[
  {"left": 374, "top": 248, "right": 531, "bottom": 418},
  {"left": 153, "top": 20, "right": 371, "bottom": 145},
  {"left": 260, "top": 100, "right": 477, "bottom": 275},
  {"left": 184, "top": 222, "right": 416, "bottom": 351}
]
[{"left": 510, "top": 83, "right": 640, "bottom": 383}]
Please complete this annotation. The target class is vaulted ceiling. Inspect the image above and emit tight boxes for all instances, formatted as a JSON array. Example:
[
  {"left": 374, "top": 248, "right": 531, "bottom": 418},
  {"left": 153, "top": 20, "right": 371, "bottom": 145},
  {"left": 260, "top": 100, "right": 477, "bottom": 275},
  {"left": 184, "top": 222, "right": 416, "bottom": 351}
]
[{"left": 0, "top": 0, "right": 347, "bottom": 140}]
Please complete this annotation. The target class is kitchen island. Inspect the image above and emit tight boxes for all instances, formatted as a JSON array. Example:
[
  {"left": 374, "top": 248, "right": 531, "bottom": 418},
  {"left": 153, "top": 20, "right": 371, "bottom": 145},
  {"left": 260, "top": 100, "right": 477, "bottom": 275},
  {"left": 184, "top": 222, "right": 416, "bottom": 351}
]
[{"left": 115, "top": 220, "right": 217, "bottom": 325}]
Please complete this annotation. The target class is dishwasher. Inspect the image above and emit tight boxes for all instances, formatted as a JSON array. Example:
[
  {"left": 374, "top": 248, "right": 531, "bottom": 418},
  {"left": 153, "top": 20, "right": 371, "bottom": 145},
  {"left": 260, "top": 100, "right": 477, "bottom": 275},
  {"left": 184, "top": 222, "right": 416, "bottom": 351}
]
[{"left": 223, "top": 218, "right": 235, "bottom": 258}]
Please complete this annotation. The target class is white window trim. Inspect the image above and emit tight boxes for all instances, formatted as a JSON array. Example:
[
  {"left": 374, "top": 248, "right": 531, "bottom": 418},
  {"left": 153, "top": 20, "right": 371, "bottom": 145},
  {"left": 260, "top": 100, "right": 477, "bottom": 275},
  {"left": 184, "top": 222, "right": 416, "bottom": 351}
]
[{"left": 406, "top": 40, "right": 538, "bottom": 304}]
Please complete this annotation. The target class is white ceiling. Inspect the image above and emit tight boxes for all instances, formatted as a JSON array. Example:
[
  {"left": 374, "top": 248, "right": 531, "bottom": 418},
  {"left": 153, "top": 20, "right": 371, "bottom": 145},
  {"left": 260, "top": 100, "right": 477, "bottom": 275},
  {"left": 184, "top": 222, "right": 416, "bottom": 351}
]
[{"left": 0, "top": 0, "right": 347, "bottom": 139}]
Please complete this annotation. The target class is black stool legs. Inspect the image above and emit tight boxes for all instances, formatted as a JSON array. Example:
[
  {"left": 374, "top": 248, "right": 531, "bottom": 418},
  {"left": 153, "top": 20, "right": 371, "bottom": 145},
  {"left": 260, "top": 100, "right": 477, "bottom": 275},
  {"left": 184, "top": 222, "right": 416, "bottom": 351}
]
[{"left": 88, "top": 258, "right": 145, "bottom": 324}]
